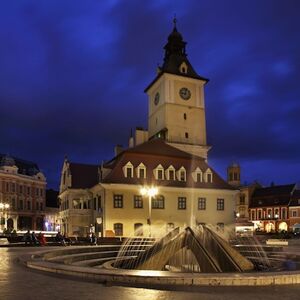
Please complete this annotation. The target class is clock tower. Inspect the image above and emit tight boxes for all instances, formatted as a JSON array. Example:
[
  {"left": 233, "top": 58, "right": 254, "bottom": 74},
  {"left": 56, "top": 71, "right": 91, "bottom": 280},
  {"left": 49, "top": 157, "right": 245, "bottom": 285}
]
[{"left": 145, "top": 19, "right": 211, "bottom": 160}]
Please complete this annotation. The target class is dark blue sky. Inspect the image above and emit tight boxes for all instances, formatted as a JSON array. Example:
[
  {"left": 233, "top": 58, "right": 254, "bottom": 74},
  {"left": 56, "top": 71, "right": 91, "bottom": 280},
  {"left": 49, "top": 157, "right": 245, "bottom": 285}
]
[{"left": 1, "top": 0, "right": 299, "bottom": 189}]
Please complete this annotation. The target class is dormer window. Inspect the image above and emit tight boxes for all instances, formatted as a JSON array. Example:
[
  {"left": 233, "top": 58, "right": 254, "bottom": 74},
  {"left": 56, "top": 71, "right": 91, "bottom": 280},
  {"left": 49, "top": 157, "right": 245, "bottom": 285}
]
[
  {"left": 166, "top": 165, "right": 176, "bottom": 181},
  {"left": 204, "top": 168, "right": 213, "bottom": 183},
  {"left": 177, "top": 166, "right": 186, "bottom": 182},
  {"left": 123, "top": 162, "right": 134, "bottom": 178},
  {"left": 192, "top": 167, "right": 203, "bottom": 182},
  {"left": 179, "top": 62, "right": 188, "bottom": 74},
  {"left": 154, "top": 164, "right": 164, "bottom": 180},
  {"left": 136, "top": 163, "right": 146, "bottom": 179}
]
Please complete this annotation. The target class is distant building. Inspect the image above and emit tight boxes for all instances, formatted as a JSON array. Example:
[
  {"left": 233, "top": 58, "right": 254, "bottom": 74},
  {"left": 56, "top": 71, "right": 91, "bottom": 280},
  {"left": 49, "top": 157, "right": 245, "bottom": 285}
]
[
  {"left": 288, "top": 189, "right": 300, "bottom": 229},
  {"left": 0, "top": 154, "right": 46, "bottom": 232},
  {"left": 249, "top": 184, "right": 297, "bottom": 232}
]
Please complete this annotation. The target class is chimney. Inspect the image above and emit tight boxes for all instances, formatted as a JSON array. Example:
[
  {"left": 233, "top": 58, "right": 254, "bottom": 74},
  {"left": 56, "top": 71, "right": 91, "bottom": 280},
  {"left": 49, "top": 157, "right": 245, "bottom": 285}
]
[{"left": 114, "top": 145, "right": 123, "bottom": 156}]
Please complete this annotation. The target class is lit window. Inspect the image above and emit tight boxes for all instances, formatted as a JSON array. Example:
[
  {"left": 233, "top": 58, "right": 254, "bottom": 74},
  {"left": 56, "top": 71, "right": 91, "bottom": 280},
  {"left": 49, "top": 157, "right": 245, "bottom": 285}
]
[
  {"left": 113, "top": 194, "right": 123, "bottom": 208},
  {"left": 198, "top": 198, "right": 206, "bottom": 210},
  {"left": 133, "top": 195, "right": 143, "bottom": 208},
  {"left": 217, "top": 198, "right": 224, "bottom": 210},
  {"left": 114, "top": 223, "right": 123, "bottom": 236},
  {"left": 152, "top": 195, "right": 165, "bottom": 209},
  {"left": 178, "top": 197, "right": 186, "bottom": 210}
]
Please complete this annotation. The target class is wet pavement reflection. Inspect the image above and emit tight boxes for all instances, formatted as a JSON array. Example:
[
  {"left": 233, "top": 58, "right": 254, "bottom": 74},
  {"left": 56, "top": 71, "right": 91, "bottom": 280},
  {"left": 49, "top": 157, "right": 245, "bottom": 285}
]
[{"left": 1, "top": 248, "right": 300, "bottom": 300}]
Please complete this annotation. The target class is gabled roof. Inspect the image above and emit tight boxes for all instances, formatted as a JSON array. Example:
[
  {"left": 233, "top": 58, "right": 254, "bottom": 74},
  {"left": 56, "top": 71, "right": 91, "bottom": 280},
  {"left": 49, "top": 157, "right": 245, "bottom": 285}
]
[
  {"left": 0, "top": 153, "right": 41, "bottom": 176},
  {"left": 102, "top": 139, "right": 234, "bottom": 190},
  {"left": 289, "top": 190, "right": 300, "bottom": 207},
  {"left": 249, "top": 184, "right": 296, "bottom": 208},
  {"left": 69, "top": 162, "right": 99, "bottom": 189}
]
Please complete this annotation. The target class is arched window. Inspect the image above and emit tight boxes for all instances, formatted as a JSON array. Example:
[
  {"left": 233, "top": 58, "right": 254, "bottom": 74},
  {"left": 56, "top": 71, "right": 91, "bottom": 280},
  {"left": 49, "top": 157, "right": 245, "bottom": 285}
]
[{"left": 114, "top": 223, "right": 123, "bottom": 236}]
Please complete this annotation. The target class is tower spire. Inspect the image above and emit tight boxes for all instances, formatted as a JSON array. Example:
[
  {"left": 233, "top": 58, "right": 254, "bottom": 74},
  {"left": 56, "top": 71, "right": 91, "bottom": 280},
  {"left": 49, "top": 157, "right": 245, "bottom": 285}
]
[{"left": 173, "top": 14, "right": 177, "bottom": 29}]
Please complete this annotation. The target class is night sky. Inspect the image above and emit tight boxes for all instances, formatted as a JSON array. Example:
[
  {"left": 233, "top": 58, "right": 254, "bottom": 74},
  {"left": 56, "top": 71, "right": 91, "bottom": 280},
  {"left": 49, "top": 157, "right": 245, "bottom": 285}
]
[{"left": 1, "top": 0, "right": 299, "bottom": 189}]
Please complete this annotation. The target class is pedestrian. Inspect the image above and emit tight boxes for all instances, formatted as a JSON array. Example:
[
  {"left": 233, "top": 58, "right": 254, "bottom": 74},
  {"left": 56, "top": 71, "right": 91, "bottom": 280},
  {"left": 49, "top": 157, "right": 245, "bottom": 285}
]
[
  {"left": 23, "top": 230, "right": 32, "bottom": 246},
  {"left": 31, "top": 231, "right": 39, "bottom": 246},
  {"left": 37, "top": 232, "right": 46, "bottom": 246}
]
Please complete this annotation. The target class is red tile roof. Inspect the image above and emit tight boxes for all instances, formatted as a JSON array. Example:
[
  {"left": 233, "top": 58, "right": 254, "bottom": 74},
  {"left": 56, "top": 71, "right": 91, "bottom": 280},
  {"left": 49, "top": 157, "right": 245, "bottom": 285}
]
[
  {"left": 102, "top": 139, "right": 234, "bottom": 190},
  {"left": 69, "top": 162, "right": 99, "bottom": 189},
  {"left": 249, "top": 184, "right": 296, "bottom": 208}
]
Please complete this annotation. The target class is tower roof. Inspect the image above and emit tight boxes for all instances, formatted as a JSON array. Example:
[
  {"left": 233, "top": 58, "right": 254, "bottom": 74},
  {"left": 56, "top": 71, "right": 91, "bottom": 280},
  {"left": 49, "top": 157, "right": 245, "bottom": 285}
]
[{"left": 145, "top": 19, "right": 208, "bottom": 92}]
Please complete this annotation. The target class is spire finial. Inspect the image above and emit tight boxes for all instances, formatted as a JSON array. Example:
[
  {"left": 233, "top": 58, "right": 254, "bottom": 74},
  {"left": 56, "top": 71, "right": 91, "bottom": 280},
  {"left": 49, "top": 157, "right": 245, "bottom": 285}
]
[{"left": 173, "top": 14, "right": 177, "bottom": 29}]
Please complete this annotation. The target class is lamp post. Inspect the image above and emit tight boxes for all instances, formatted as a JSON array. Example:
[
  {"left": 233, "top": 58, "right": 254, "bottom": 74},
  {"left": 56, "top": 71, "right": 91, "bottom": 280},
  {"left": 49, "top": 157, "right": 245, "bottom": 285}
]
[
  {"left": 140, "top": 187, "right": 158, "bottom": 237},
  {"left": 0, "top": 202, "right": 10, "bottom": 233}
]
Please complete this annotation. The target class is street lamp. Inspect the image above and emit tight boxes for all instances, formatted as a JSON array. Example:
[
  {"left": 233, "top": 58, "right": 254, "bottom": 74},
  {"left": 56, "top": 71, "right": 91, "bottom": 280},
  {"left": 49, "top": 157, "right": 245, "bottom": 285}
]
[
  {"left": 140, "top": 187, "right": 158, "bottom": 236},
  {"left": 0, "top": 202, "right": 10, "bottom": 233}
]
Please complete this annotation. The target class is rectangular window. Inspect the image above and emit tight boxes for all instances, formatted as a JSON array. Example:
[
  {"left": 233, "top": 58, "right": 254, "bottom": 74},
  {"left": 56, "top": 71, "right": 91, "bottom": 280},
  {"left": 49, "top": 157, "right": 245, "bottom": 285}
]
[
  {"left": 240, "top": 194, "right": 245, "bottom": 205},
  {"left": 198, "top": 198, "right": 206, "bottom": 210},
  {"left": 178, "top": 197, "right": 186, "bottom": 209},
  {"left": 98, "top": 196, "right": 102, "bottom": 211},
  {"left": 19, "top": 200, "right": 23, "bottom": 210},
  {"left": 27, "top": 201, "right": 31, "bottom": 210},
  {"left": 27, "top": 187, "right": 30, "bottom": 195},
  {"left": 113, "top": 194, "right": 123, "bottom": 208},
  {"left": 180, "top": 171, "right": 185, "bottom": 181},
  {"left": 19, "top": 185, "right": 23, "bottom": 194},
  {"left": 139, "top": 168, "right": 145, "bottom": 179},
  {"left": 40, "top": 203, "right": 43, "bottom": 211},
  {"left": 169, "top": 170, "right": 175, "bottom": 180},
  {"left": 126, "top": 168, "right": 133, "bottom": 178},
  {"left": 93, "top": 198, "right": 97, "bottom": 210},
  {"left": 196, "top": 173, "right": 202, "bottom": 182},
  {"left": 157, "top": 169, "right": 163, "bottom": 180},
  {"left": 134, "top": 195, "right": 143, "bottom": 208},
  {"left": 152, "top": 196, "right": 164, "bottom": 209},
  {"left": 282, "top": 209, "right": 286, "bottom": 219},
  {"left": 36, "top": 188, "right": 39, "bottom": 196},
  {"left": 292, "top": 210, "right": 297, "bottom": 217},
  {"left": 217, "top": 198, "right": 224, "bottom": 210},
  {"left": 11, "top": 183, "right": 15, "bottom": 193},
  {"left": 114, "top": 223, "right": 123, "bottom": 236},
  {"left": 207, "top": 173, "right": 212, "bottom": 183},
  {"left": 258, "top": 210, "right": 262, "bottom": 219},
  {"left": 36, "top": 202, "right": 39, "bottom": 210},
  {"left": 251, "top": 210, "right": 255, "bottom": 220}
]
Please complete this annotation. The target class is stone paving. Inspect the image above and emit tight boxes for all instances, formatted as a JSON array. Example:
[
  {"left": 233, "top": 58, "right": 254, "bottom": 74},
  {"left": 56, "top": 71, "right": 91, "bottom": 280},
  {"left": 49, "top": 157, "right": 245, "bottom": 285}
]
[{"left": 1, "top": 247, "right": 300, "bottom": 300}]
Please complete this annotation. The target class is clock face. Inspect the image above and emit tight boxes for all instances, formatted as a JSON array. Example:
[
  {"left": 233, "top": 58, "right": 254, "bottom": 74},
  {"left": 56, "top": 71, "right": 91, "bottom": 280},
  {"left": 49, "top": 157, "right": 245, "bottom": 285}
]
[
  {"left": 179, "top": 87, "right": 191, "bottom": 100},
  {"left": 154, "top": 92, "right": 160, "bottom": 105}
]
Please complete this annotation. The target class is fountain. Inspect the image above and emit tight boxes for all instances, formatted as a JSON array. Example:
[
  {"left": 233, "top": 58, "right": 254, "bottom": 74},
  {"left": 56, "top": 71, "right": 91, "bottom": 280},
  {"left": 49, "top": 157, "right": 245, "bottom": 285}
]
[{"left": 114, "top": 225, "right": 254, "bottom": 273}]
